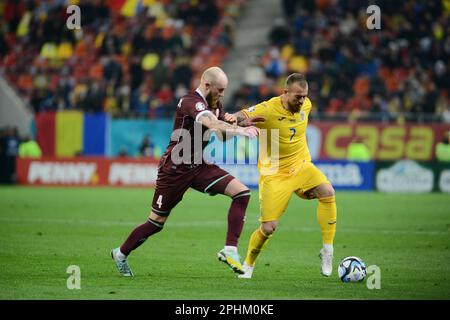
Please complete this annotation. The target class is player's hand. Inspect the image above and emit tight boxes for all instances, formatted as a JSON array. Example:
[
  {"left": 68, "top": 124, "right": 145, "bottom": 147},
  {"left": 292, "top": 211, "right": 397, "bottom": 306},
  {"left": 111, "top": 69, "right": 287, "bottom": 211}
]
[
  {"left": 223, "top": 113, "right": 237, "bottom": 124},
  {"left": 238, "top": 116, "right": 266, "bottom": 127},
  {"left": 238, "top": 126, "right": 260, "bottom": 138}
]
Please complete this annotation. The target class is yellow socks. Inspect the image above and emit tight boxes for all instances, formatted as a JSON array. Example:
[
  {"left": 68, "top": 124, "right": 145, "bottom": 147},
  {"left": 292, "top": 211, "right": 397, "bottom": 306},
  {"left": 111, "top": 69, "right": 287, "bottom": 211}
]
[
  {"left": 243, "top": 196, "right": 336, "bottom": 267},
  {"left": 317, "top": 196, "right": 337, "bottom": 245},
  {"left": 244, "top": 227, "right": 270, "bottom": 267}
]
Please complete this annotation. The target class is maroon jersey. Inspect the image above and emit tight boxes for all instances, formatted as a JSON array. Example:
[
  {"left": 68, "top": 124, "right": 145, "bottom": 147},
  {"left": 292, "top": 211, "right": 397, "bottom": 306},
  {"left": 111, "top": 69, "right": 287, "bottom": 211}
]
[
  {"left": 161, "top": 90, "right": 225, "bottom": 170},
  {"left": 151, "top": 89, "right": 234, "bottom": 216}
]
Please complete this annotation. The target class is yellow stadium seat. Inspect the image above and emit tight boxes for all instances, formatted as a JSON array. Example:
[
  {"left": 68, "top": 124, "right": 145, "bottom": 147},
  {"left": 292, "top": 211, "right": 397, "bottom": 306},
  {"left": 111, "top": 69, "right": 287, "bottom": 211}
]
[
  {"left": 281, "top": 44, "right": 294, "bottom": 61},
  {"left": 95, "top": 33, "right": 105, "bottom": 48},
  {"left": 57, "top": 42, "right": 73, "bottom": 59},
  {"left": 288, "top": 55, "right": 308, "bottom": 73},
  {"left": 141, "top": 53, "right": 160, "bottom": 70},
  {"left": 142, "top": 0, "right": 156, "bottom": 6},
  {"left": 40, "top": 43, "right": 58, "bottom": 59},
  {"left": 16, "top": 11, "right": 32, "bottom": 37},
  {"left": 121, "top": 0, "right": 139, "bottom": 17}
]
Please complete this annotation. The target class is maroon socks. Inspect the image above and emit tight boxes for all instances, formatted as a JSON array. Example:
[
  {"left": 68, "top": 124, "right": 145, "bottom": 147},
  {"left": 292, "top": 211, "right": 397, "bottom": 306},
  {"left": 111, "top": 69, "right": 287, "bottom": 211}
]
[
  {"left": 119, "top": 190, "right": 250, "bottom": 256},
  {"left": 226, "top": 190, "right": 251, "bottom": 246},
  {"left": 120, "top": 219, "right": 164, "bottom": 256}
]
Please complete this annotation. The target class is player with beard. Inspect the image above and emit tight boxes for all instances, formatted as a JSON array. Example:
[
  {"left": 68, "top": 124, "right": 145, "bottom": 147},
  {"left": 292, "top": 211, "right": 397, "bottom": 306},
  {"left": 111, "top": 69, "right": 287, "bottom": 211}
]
[
  {"left": 111, "top": 67, "right": 262, "bottom": 276},
  {"left": 232, "top": 73, "right": 337, "bottom": 279}
]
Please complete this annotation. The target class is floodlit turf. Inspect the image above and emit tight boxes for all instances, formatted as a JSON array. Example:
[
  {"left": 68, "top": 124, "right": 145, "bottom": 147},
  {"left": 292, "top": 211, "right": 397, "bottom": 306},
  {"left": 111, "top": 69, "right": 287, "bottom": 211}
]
[{"left": 0, "top": 186, "right": 449, "bottom": 300}]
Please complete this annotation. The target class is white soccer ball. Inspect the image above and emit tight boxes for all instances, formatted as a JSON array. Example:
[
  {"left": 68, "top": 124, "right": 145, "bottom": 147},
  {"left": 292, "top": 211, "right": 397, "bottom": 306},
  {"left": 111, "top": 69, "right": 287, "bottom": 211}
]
[{"left": 338, "top": 256, "right": 367, "bottom": 282}]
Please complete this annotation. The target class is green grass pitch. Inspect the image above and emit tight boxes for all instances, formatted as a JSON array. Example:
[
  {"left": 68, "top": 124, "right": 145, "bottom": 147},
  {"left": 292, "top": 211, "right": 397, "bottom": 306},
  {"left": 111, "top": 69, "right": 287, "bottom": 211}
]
[{"left": 0, "top": 186, "right": 449, "bottom": 300}]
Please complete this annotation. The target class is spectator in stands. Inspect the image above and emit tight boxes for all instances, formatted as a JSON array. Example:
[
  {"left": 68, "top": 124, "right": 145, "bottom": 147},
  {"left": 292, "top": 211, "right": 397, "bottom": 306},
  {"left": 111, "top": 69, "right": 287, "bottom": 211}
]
[
  {"left": 268, "top": 18, "right": 291, "bottom": 47},
  {"left": 229, "top": 84, "right": 252, "bottom": 111},
  {"left": 347, "top": 138, "right": 371, "bottom": 162},
  {"left": 230, "top": 1, "right": 450, "bottom": 123},
  {"left": 139, "top": 135, "right": 161, "bottom": 159},
  {"left": 0, "top": 127, "right": 19, "bottom": 183},
  {"left": 1, "top": 0, "right": 246, "bottom": 119},
  {"left": 118, "top": 147, "right": 129, "bottom": 158},
  {"left": 82, "top": 80, "right": 105, "bottom": 113},
  {"left": 263, "top": 47, "right": 286, "bottom": 79},
  {"left": 243, "top": 55, "right": 266, "bottom": 88},
  {"left": 155, "top": 83, "right": 174, "bottom": 118},
  {"left": 435, "top": 131, "right": 450, "bottom": 162},
  {"left": 0, "top": 128, "right": 7, "bottom": 183},
  {"left": 281, "top": 0, "right": 298, "bottom": 23},
  {"left": 3, "top": 0, "right": 25, "bottom": 33},
  {"left": 130, "top": 84, "right": 152, "bottom": 116},
  {"left": 18, "top": 135, "right": 42, "bottom": 158}
]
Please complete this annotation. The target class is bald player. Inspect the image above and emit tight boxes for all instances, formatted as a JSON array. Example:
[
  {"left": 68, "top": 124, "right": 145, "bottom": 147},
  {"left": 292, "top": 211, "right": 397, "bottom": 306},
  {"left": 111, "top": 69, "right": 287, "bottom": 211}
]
[{"left": 111, "top": 67, "right": 261, "bottom": 277}]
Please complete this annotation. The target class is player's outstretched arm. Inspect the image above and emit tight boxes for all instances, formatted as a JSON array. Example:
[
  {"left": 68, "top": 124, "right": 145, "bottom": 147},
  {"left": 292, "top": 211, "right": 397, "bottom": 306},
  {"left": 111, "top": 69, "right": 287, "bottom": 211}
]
[
  {"left": 223, "top": 112, "right": 237, "bottom": 125},
  {"left": 197, "top": 112, "right": 260, "bottom": 138},
  {"left": 233, "top": 111, "right": 265, "bottom": 127}
]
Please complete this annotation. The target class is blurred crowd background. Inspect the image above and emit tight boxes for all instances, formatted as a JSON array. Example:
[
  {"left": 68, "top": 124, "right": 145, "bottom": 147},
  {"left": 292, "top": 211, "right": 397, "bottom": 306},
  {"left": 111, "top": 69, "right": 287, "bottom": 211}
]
[
  {"left": 229, "top": 0, "right": 450, "bottom": 123},
  {"left": 1, "top": 0, "right": 449, "bottom": 123},
  {"left": 1, "top": 0, "right": 450, "bottom": 178},
  {"left": 1, "top": 0, "right": 244, "bottom": 118}
]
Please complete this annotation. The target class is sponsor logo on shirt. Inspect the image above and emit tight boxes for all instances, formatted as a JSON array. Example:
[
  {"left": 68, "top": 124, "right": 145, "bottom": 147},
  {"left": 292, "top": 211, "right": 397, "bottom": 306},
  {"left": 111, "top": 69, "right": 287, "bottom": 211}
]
[{"left": 300, "top": 111, "right": 305, "bottom": 121}]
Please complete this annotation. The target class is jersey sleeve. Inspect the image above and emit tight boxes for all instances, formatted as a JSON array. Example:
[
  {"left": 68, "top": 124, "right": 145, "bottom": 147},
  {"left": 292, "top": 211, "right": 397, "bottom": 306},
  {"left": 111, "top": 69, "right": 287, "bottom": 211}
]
[
  {"left": 177, "top": 97, "right": 214, "bottom": 122},
  {"left": 241, "top": 102, "right": 270, "bottom": 127}
]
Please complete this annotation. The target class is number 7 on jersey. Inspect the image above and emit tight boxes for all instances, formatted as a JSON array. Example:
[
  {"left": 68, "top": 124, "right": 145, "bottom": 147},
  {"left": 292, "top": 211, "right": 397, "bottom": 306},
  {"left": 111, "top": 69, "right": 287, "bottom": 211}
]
[{"left": 289, "top": 128, "right": 296, "bottom": 141}]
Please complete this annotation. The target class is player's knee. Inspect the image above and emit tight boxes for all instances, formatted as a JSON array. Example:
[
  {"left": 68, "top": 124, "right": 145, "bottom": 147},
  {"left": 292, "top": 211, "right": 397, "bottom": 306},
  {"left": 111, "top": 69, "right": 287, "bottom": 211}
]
[
  {"left": 317, "top": 183, "right": 335, "bottom": 199},
  {"left": 323, "top": 185, "right": 335, "bottom": 198},
  {"left": 300, "top": 189, "right": 316, "bottom": 200},
  {"left": 148, "top": 217, "right": 165, "bottom": 232},
  {"left": 149, "top": 211, "right": 168, "bottom": 224},
  {"left": 261, "top": 226, "right": 275, "bottom": 236},
  {"left": 261, "top": 222, "right": 277, "bottom": 235},
  {"left": 231, "top": 189, "right": 251, "bottom": 204},
  {"left": 224, "top": 179, "right": 249, "bottom": 198}
]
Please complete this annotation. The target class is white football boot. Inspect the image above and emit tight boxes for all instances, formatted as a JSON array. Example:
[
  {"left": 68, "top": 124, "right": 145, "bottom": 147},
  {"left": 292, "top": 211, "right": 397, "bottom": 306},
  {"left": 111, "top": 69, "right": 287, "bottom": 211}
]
[
  {"left": 319, "top": 248, "right": 333, "bottom": 277},
  {"left": 111, "top": 248, "right": 134, "bottom": 277},
  {"left": 237, "top": 262, "right": 254, "bottom": 279}
]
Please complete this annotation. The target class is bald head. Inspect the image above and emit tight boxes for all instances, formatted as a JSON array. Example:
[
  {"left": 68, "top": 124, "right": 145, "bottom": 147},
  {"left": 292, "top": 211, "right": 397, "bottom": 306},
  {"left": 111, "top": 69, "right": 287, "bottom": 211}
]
[
  {"left": 201, "top": 67, "right": 228, "bottom": 87},
  {"left": 199, "top": 66, "right": 228, "bottom": 107}
]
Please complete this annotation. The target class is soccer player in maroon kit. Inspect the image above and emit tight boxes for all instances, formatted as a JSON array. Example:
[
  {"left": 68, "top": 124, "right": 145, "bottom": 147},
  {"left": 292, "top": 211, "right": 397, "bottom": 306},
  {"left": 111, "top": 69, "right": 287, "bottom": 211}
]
[{"left": 111, "top": 67, "right": 261, "bottom": 276}]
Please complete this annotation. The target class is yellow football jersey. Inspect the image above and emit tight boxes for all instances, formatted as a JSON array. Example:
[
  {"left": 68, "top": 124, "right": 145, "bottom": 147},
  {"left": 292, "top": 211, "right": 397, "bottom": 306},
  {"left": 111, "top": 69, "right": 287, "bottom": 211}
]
[{"left": 242, "top": 96, "right": 312, "bottom": 174}]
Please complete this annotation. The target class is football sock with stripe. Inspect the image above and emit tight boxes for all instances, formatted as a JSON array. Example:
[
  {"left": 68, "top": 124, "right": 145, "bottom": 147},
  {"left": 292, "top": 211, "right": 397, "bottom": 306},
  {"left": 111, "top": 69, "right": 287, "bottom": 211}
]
[
  {"left": 120, "top": 219, "right": 164, "bottom": 256},
  {"left": 244, "top": 227, "right": 270, "bottom": 267},
  {"left": 317, "top": 196, "right": 337, "bottom": 246},
  {"left": 225, "top": 190, "right": 250, "bottom": 246}
]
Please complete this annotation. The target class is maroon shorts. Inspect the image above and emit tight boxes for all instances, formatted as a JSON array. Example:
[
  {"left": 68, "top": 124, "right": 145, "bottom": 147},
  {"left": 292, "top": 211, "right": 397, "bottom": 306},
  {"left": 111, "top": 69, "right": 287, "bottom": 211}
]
[{"left": 151, "top": 163, "right": 235, "bottom": 216}]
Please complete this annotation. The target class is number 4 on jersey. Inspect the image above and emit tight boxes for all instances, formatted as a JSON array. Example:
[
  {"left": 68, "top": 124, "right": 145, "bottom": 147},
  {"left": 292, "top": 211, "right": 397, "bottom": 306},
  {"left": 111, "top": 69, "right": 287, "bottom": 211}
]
[{"left": 156, "top": 195, "right": 163, "bottom": 208}]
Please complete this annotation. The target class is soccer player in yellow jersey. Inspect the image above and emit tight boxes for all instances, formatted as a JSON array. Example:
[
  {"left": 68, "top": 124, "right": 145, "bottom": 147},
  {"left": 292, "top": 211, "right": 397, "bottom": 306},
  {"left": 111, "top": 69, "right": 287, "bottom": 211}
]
[{"left": 234, "top": 73, "right": 336, "bottom": 278}]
